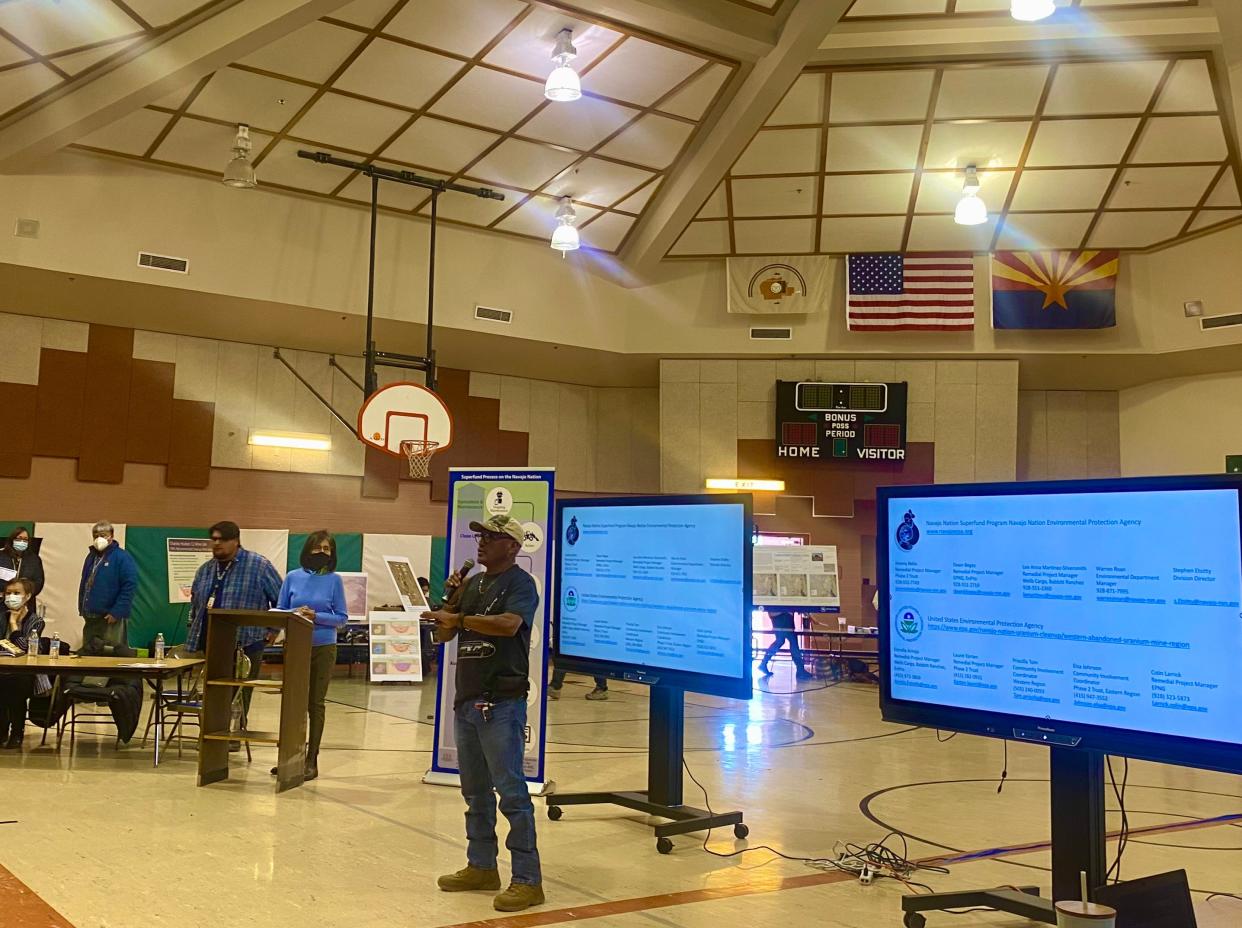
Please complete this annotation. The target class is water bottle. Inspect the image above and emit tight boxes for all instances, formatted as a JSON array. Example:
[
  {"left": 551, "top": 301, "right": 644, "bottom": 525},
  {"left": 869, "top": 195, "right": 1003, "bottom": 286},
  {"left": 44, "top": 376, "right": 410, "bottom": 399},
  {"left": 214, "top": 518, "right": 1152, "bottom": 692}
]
[
  {"left": 49, "top": 632, "right": 60, "bottom": 660},
  {"left": 155, "top": 633, "right": 165, "bottom": 662},
  {"left": 27, "top": 631, "right": 38, "bottom": 658}
]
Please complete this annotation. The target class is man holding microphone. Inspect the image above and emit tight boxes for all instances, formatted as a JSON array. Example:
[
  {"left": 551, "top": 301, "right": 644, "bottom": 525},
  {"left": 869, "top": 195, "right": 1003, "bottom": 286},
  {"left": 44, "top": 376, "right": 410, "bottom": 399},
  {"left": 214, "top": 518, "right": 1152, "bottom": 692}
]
[{"left": 423, "top": 514, "right": 543, "bottom": 913}]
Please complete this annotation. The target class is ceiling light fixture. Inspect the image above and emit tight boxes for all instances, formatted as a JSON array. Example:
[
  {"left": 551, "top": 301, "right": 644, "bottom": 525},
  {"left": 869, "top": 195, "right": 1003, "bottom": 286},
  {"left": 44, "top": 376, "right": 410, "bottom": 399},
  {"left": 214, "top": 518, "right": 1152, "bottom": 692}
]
[
  {"left": 1010, "top": 0, "right": 1056, "bottom": 22},
  {"left": 223, "top": 123, "right": 257, "bottom": 189},
  {"left": 954, "top": 165, "right": 988, "bottom": 226},
  {"left": 550, "top": 196, "right": 580, "bottom": 252},
  {"left": 544, "top": 28, "right": 581, "bottom": 102}
]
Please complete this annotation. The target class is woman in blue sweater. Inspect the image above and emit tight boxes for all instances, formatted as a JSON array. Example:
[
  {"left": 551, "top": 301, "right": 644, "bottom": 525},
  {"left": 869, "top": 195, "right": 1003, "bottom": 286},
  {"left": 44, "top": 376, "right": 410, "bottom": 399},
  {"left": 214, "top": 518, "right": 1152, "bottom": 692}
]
[{"left": 277, "top": 531, "right": 348, "bottom": 781}]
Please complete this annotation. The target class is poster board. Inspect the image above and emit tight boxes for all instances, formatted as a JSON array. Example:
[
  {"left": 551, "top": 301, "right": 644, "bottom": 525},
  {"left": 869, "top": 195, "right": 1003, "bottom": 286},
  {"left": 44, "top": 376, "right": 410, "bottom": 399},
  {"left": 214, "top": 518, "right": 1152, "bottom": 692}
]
[
  {"left": 338, "top": 571, "right": 369, "bottom": 621},
  {"left": 369, "top": 611, "right": 423, "bottom": 682},
  {"left": 362, "top": 534, "right": 432, "bottom": 611},
  {"left": 753, "top": 543, "right": 840, "bottom": 613},
  {"left": 167, "top": 538, "right": 212, "bottom": 603},
  {"left": 427, "top": 468, "right": 554, "bottom": 790},
  {"left": 383, "top": 555, "right": 427, "bottom": 613}
]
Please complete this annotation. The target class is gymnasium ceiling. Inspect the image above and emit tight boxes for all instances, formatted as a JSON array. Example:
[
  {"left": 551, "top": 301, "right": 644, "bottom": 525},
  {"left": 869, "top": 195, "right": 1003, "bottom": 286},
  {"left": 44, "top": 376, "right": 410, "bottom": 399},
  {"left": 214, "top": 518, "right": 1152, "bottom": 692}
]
[{"left": 1, "top": 0, "right": 1241, "bottom": 269}]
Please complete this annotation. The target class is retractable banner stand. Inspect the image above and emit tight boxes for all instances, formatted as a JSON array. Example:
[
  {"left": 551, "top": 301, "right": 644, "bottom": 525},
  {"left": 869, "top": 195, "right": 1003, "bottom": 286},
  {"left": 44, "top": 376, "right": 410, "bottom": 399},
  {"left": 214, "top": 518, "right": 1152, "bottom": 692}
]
[{"left": 425, "top": 468, "right": 555, "bottom": 794}]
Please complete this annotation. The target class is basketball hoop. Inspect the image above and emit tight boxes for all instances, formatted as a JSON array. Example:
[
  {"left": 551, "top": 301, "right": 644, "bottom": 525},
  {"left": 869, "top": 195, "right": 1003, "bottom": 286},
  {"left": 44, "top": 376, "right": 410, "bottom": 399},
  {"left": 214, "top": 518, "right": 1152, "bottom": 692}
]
[{"left": 400, "top": 439, "right": 440, "bottom": 479}]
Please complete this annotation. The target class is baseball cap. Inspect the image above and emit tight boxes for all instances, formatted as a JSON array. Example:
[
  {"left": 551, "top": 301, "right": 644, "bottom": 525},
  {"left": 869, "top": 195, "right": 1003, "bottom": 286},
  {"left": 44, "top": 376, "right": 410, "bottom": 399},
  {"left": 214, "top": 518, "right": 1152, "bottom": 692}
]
[{"left": 469, "top": 514, "right": 524, "bottom": 544}]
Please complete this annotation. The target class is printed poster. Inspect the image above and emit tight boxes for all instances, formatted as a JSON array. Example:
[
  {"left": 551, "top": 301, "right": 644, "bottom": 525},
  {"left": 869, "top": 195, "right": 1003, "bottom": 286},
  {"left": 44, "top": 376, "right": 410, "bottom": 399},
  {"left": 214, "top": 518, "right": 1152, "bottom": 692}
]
[
  {"left": 428, "top": 468, "right": 554, "bottom": 788},
  {"left": 753, "top": 544, "right": 840, "bottom": 613},
  {"left": 167, "top": 538, "right": 212, "bottom": 603},
  {"left": 369, "top": 610, "right": 423, "bottom": 682}
]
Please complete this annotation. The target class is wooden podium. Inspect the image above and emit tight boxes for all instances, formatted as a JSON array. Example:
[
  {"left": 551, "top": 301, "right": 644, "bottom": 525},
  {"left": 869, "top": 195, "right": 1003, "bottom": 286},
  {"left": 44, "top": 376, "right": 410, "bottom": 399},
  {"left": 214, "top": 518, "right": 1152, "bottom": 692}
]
[{"left": 197, "top": 609, "right": 313, "bottom": 793}]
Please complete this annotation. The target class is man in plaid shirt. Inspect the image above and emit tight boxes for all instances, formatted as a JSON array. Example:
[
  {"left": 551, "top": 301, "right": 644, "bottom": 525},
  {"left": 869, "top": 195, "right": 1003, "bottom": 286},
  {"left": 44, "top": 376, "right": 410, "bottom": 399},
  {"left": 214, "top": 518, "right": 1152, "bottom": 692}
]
[{"left": 187, "top": 521, "right": 282, "bottom": 743}]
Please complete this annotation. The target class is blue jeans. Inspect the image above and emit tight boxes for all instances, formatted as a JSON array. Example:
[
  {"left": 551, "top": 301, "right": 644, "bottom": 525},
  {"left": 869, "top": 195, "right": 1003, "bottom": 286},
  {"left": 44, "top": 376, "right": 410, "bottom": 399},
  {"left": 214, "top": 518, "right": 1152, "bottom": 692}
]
[{"left": 455, "top": 698, "right": 541, "bottom": 885}]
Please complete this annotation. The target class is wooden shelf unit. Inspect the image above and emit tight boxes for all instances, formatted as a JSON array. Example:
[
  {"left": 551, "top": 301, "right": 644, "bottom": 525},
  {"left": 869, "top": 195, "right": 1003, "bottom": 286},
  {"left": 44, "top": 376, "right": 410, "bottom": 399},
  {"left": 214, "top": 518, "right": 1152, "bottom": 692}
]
[{"left": 196, "top": 609, "right": 313, "bottom": 793}]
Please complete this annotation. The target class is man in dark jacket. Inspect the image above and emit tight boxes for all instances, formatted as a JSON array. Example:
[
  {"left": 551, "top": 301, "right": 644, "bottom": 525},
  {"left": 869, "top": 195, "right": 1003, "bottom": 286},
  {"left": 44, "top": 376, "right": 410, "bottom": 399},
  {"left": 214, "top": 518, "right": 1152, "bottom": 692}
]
[{"left": 79, "top": 520, "right": 138, "bottom": 648}]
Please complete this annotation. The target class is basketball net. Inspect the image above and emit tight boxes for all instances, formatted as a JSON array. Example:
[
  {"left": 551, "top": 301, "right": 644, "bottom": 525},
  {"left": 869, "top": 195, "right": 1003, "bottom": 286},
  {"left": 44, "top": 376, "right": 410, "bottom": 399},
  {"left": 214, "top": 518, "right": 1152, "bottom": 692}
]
[{"left": 399, "top": 439, "right": 440, "bottom": 479}]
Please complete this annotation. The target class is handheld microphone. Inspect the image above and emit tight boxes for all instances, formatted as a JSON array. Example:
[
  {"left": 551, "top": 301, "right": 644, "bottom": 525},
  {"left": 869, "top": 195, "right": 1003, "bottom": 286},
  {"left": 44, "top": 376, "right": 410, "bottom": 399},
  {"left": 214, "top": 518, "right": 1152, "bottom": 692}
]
[{"left": 444, "top": 559, "right": 475, "bottom": 605}]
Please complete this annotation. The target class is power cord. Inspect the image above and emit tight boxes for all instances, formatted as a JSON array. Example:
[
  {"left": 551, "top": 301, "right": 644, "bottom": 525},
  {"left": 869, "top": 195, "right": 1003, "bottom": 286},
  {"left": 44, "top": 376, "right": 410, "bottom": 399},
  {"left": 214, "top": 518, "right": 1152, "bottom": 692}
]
[
  {"left": 997, "top": 739, "right": 1009, "bottom": 794},
  {"left": 1106, "top": 756, "right": 1130, "bottom": 884},
  {"left": 680, "top": 757, "right": 949, "bottom": 892}
]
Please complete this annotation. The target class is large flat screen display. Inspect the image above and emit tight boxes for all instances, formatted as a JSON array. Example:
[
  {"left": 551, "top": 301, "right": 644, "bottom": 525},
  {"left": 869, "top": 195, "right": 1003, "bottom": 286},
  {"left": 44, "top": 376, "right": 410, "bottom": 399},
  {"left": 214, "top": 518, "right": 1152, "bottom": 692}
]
[
  {"left": 878, "top": 476, "right": 1242, "bottom": 774},
  {"left": 552, "top": 495, "right": 752, "bottom": 699}
]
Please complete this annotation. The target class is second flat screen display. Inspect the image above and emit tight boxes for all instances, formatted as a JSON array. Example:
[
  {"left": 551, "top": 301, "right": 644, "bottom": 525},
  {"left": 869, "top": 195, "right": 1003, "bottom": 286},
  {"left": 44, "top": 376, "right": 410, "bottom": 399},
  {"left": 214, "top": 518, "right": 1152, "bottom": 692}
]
[{"left": 558, "top": 502, "right": 747, "bottom": 680}]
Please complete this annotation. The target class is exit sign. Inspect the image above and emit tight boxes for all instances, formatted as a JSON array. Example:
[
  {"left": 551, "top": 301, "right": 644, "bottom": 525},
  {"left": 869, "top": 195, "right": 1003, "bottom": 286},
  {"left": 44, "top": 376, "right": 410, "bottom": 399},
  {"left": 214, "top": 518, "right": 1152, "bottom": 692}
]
[{"left": 1227, "top": 455, "right": 1242, "bottom": 474}]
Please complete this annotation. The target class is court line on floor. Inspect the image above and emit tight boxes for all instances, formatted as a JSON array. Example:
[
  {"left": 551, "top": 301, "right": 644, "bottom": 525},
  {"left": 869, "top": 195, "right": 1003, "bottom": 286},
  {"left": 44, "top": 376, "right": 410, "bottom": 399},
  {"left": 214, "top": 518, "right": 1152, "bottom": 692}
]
[
  {"left": 430, "top": 810, "right": 1242, "bottom": 928},
  {"left": 0, "top": 862, "right": 76, "bottom": 928},
  {"left": 431, "top": 868, "right": 860, "bottom": 928}
]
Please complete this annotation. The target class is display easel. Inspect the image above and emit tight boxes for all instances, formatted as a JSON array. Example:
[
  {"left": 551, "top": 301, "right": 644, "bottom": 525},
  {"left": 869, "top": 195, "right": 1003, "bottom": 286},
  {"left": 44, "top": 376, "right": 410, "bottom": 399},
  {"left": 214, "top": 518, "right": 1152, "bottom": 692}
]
[
  {"left": 900, "top": 747, "right": 1106, "bottom": 927},
  {"left": 197, "top": 609, "right": 313, "bottom": 794},
  {"left": 546, "top": 685, "right": 749, "bottom": 854}
]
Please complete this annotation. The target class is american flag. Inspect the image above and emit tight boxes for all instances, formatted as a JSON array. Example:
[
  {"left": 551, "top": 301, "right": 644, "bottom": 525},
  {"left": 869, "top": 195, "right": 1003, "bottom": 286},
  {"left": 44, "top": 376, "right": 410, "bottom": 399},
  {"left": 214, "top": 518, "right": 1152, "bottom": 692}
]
[{"left": 847, "top": 253, "right": 976, "bottom": 331}]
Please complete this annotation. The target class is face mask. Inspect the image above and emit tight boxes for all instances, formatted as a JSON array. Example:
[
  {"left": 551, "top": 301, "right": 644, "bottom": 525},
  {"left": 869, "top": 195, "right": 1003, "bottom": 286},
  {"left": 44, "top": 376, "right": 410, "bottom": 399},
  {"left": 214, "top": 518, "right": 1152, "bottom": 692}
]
[
  {"left": 4, "top": 594, "right": 23, "bottom": 609},
  {"left": 12, "top": 540, "right": 28, "bottom": 553},
  {"left": 303, "top": 552, "right": 331, "bottom": 573},
  {"left": 93, "top": 537, "right": 109, "bottom": 551}
]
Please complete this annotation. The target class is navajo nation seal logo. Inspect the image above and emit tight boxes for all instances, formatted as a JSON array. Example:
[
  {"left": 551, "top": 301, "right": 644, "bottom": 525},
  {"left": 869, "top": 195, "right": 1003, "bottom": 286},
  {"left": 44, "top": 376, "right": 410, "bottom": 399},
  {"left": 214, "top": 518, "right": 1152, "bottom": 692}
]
[
  {"left": 895, "top": 509, "right": 920, "bottom": 551},
  {"left": 566, "top": 516, "right": 580, "bottom": 546},
  {"left": 895, "top": 607, "right": 923, "bottom": 642}
]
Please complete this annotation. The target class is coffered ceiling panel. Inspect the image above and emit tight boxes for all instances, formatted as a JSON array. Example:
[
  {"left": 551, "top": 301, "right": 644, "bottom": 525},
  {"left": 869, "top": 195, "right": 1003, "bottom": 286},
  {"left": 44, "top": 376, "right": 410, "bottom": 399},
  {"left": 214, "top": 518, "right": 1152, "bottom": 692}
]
[
  {"left": 995, "top": 212, "right": 1094, "bottom": 252},
  {"left": 239, "top": 21, "right": 359, "bottom": 84},
  {"left": 70, "top": 0, "right": 736, "bottom": 254},
  {"left": 843, "top": 0, "right": 1191, "bottom": 17},
  {"left": 678, "top": 52, "right": 1242, "bottom": 257},
  {"left": 0, "top": 0, "right": 221, "bottom": 121}
]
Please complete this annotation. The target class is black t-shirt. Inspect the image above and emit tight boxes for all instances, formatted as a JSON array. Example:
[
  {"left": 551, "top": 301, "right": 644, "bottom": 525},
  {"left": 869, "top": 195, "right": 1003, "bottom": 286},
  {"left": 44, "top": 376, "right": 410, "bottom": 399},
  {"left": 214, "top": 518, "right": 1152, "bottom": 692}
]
[
  {"left": 454, "top": 564, "right": 539, "bottom": 708},
  {"left": 770, "top": 610, "right": 796, "bottom": 630}
]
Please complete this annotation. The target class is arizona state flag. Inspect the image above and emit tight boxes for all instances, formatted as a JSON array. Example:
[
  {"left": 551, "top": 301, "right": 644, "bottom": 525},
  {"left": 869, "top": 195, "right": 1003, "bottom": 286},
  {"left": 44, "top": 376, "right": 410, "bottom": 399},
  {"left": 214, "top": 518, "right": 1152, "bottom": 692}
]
[{"left": 991, "top": 251, "right": 1118, "bottom": 329}]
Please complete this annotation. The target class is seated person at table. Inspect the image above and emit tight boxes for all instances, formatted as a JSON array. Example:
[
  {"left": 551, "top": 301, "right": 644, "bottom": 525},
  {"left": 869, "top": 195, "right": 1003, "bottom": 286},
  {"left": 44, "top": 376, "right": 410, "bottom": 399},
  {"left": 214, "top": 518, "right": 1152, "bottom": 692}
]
[{"left": 0, "top": 578, "right": 49, "bottom": 750}]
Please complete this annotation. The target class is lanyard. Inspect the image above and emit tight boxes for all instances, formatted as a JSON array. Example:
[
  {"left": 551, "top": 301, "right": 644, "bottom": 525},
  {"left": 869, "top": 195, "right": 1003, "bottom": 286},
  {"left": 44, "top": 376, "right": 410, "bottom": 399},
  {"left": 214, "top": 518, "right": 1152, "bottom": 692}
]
[{"left": 206, "top": 558, "right": 235, "bottom": 610}]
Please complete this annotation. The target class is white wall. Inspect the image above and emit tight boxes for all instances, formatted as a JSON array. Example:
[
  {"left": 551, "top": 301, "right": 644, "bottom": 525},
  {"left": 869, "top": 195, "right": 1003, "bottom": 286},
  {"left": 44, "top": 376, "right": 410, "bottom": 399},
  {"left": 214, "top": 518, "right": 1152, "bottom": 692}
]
[{"left": 1120, "top": 372, "right": 1242, "bottom": 476}]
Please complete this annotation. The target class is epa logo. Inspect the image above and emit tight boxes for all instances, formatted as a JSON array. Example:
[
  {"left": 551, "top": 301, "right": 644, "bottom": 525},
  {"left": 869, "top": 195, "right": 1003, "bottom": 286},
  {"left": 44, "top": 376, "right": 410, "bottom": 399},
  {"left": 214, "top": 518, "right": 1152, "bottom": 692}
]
[
  {"left": 564, "top": 588, "right": 579, "bottom": 612},
  {"left": 895, "top": 607, "right": 923, "bottom": 642}
]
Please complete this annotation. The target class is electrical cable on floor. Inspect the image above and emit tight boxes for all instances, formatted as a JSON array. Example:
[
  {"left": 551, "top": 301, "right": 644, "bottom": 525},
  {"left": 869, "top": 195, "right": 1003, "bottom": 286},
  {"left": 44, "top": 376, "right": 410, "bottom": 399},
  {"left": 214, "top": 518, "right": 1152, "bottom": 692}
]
[
  {"left": 1106, "top": 756, "right": 1130, "bottom": 884},
  {"left": 680, "top": 756, "right": 950, "bottom": 893},
  {"left": 996, "top": 739, "right": 1009, "bottom": 794},
  {"left": 935, "top": 730, "right": 957, "bottom": 743}
]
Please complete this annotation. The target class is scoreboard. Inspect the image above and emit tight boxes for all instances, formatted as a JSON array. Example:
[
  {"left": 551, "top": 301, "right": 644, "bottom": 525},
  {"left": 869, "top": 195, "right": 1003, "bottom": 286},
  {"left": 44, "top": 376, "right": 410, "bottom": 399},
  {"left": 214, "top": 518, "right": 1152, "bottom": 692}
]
[{"left": 775, "top": 380, "right": 908, "bottom": 462}]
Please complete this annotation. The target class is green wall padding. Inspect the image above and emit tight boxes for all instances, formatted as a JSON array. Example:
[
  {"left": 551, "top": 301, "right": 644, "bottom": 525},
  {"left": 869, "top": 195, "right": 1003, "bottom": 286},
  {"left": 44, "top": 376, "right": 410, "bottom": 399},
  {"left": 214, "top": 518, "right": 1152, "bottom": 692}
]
[
  {"left": 0, "top": 520, "right": 34, "bottom": 540},
  {"left": 430, "top": 536, "right": 447, "bottom": 606},
  {"left": 126, "top": 526, "right": 209, "bottom": 648},
  {"left": 287, "top": 532, "right": 363, "bottom": 573}
]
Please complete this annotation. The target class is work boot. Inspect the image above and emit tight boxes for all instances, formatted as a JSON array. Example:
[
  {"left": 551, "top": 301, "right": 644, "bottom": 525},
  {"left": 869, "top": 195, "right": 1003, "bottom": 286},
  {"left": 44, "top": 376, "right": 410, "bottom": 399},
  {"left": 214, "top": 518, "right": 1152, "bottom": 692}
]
[
  {"left": 304, "top": 750, "right": 319, "bottom": 782},
  {"left": 548, "top": 688, "right": 561, "bottom": 700},
  {"left": 437, "top": 866, "right": 501, "bottom": 893},
  {"left": 758, "top": 664, "right": 772, "bottom": 676},
  {"left": 585, "top": 687, "right": 608, "bottom": 701},
  {"left": 493, "top": 882, "right": 545, "bottom": 912}
]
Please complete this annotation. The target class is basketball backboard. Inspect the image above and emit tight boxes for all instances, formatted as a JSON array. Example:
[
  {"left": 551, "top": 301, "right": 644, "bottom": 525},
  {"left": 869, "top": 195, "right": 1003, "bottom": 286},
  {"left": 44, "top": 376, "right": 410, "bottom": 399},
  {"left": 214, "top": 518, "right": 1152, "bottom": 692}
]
[{"left": 357, "top": 382, "right": 453, "bottom": 458}]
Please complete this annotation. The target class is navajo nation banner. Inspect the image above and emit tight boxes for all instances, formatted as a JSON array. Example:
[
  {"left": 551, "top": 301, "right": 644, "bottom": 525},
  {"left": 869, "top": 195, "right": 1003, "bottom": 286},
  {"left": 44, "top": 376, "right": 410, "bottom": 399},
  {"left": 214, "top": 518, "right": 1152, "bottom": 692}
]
[
  {"left": 727, "top": 255, "right": 833, "bottom": 314},
  {"left": 991, "top": 251, "right": 1119, "bottom": 329}
]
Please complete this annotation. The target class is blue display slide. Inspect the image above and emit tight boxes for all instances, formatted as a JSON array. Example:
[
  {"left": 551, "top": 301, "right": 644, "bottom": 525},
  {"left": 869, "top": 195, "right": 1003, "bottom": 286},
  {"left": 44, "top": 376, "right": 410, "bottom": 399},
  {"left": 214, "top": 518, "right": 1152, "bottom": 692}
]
[
  {"left": 558, "top": 503, "right": 747, "bottom": 679},
  {"left": 887, "top": 489, "right": 1242, "bottom": 744}
]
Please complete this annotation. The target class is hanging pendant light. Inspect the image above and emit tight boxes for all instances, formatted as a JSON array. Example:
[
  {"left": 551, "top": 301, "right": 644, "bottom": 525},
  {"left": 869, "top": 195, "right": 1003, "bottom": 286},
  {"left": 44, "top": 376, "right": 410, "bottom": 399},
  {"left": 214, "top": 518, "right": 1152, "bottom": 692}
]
[
  {"left": 954, "top": 166, "right": 987, "bottom": 226},
  {"left": 222, "top": 124, "right": 257, "bottom": 189},
  {"left": 1010, "top": 0, "right": 1056, "bottom": 21},
  {"left": 550, "top": 196, "right": 580, "bottom": 252},
  {"left": 544, "top": 28, "right": 581, "bottom": 102}
]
